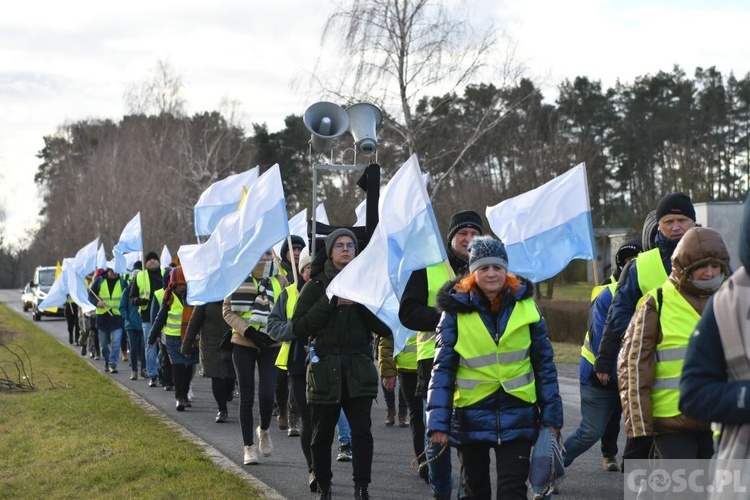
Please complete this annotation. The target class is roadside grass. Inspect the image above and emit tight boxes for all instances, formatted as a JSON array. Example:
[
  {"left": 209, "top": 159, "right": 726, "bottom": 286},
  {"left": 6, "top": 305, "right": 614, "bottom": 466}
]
[
  {"left": 0, "top": 304, "right": 263, "bottom": 498},
  {"left": 547, "top": 282, "right": 593, "bottom": 302},
  {"left": 550, "top": 341, "right": 581, "bottom": 365}
]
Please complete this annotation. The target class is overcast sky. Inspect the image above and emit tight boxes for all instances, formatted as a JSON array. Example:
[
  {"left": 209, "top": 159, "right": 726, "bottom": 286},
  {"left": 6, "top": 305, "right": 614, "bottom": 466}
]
[{"left": 2, "top": 0, "right": 749, "bottom": 246}]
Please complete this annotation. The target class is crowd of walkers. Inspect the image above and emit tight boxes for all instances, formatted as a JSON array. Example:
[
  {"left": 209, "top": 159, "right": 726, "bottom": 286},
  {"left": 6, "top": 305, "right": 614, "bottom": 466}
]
[{"left": 54, "top": 191, "right": 750, "bottom": 500}]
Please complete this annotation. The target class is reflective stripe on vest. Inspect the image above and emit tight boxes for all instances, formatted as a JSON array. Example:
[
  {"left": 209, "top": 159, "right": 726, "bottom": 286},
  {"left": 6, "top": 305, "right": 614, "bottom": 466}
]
[
  {"left": 453, "top": 298, "right": 540, "bottom": 407},
  {"left": 649, "top": 281, "right": 700, "bottom": 418},
  {"left": 163, "top": 295, "right": 185, "bottom": 337},
  {"left": 635, "top": 248, "right": 669, "bottom": 296},
  {"left": 416, "top": 263, "right": 451, "bottom": 361},
  {"left": 96, "top": 279, "right": 123, "bottom": 316},
  {"left": 396, "top": 335, "right": 418, "bottom": 370},
  {"left": 275, "top": 285, "right": 299, "bottom": 370},
  {"left": 580, "top": 279, "right": 617, "bottom": 366},
  {"left": 136, "top": 269, "right": 164, "bottom": 312}
]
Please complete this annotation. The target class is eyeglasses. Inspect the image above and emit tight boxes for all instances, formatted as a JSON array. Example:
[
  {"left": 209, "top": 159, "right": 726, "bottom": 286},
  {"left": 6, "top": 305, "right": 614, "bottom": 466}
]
[{"left": 333, "top": 242, "right": 356, "bottom": 251}]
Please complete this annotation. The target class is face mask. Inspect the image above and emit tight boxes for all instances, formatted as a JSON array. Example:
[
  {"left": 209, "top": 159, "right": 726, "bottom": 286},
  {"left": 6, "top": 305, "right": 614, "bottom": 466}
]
[{"left": 692, "top": 273, "right": 725, "bottom": 292}]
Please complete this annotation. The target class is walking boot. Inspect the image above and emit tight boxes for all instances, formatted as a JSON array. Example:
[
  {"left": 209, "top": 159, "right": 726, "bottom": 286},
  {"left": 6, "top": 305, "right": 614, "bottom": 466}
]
[
  {"left": 354, "top": 484, "right": 371, "bottom": 500},
  {"left": 385, "top": 407, "right": 396, "bottom": 426}
]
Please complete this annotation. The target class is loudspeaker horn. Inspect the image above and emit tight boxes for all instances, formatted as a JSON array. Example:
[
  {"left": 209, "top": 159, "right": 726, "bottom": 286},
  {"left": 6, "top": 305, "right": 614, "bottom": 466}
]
[
  {"left": 345, "top": 103, "right": 382, "bottom": 155},
  {"left": 303, "top": 102, "right": 350, "bottom": 153}
]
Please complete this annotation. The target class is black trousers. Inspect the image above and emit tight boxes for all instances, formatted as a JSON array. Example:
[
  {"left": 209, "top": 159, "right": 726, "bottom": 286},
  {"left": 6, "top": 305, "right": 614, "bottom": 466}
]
[
  {"left": 64, "top": 303, "right": 80, "bottom": 343},
  {"left": 211, "top": 377, "right": 236, "bottom": 413},
  {"left": 310, "top": 385, "right": 373, "bottom": 488},
  {"left": 398, "top": 371, "right": 425, "bottom": 459},
  {"left": 457, "top": 439, "right": 532, "bottom": 500},
  {"left": 290, "top": 374, "right": 313, "bottom": 470},
  {"left": 654, "top": 430, "right": 713, "bottom": 459}
]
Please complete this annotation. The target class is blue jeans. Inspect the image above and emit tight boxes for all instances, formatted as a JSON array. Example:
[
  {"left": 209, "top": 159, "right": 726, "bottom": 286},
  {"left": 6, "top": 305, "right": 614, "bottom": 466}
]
[
  {"left": 337, "top": 408, "right": 351, "bottom": 446},
  {"left": 563, "top": 384, "right": 621, "bottom": 467},
  {"left": 99, "top": 327, "right": 123, "bottom": 369},
  {"left": 142, "top": 321, "right": 160, "bottom": 378},
  {"left": 126, "top": 329, "right": 145, "bottom": 372},
  {"left": 423, "top": 398, "right": 453, "bottom": 497}
]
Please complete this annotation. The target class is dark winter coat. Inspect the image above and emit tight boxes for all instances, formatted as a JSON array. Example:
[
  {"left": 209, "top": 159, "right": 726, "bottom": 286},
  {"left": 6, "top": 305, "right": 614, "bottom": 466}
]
[
  {"left": 182, "top": 302, "right": 235, "bottom": 380},
  {"left": 426, "top": 276, "right": 563, "bottom": 446},
  {"left": 680, "top": 199, "right": 750, "bottom": 426},
  {"left": 291, "top": 251, "right": 392, "bottom": 404}
]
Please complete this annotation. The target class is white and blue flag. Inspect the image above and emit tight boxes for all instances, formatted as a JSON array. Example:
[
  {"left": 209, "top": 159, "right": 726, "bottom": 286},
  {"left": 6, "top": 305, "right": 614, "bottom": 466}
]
[
  {"left": 180, "top": 164, "right": 290, "bottom": 305},
  {"left": 327, "top": 155, "right": 446, "bottom": 355},
  {"left": 193, "top": 167, "right": 259, "bottom": 237},
  {"left": 485, "top": 162, "right": 595, "bottom": 283},
  {"left": 113, "top": 213, "right": 143, "bottom": 274}
]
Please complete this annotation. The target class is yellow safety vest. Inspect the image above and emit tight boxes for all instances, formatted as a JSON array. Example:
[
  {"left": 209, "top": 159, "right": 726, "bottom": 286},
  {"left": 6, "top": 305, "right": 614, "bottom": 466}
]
[
  {"left": 580, "top": 277, "right": 617, "bottom": 366},
  {"left": 96, "top": 279, "right": 123, "bottom": 316},
  {"left": 649, "top": 281, "right": 700, "bottom": 418},
  {"left": 232, "top": 277, "right": 283, "bottom": 333},
  {"left": 135, "top": 269, "right": 164, "bottom": 312},
  {"left": 154, "top": 289, "right": 164, "bottom": 307},
  {"left": 416, "top": 263, "right": 452, "bottom": 361},
  {"left": 275, "top": 285, "right": 298, "bottom": 370},
  {"left": 396, "top": 335, "right": 418, "bottom": 371},
  {"left": 635, "top": 248, "right": 668, "bottom": 296},
  {"left": 453, "top": 298, "right": 540, "bottom": 407},
  {"left": 163, "top": 294, "right": 185, "bottom": 337}
]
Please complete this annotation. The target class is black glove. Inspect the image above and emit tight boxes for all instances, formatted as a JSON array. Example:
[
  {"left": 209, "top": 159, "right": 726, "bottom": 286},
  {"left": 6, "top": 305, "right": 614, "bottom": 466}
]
[
  {"left": 243, "top": 326, "right": 275, "bottom": 349},
  {"left": 132, "top": 298, "right": 149, "bottom": 307}
]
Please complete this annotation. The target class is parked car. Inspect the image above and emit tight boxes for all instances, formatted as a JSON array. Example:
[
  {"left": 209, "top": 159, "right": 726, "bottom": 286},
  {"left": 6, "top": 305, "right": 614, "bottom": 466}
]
[
  {"left": 21, "top": 284, "right": 33, "bottom": 312},
  {"left": 30, "top": 266, "right": 65, "bottom": 321}
]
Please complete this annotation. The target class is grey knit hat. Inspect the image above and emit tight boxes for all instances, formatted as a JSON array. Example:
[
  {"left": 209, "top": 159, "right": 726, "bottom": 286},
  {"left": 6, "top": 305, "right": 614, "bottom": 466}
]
[
  {"left": 325, "top": 228, "right": 358, "bottom": 257},
  {"left": 468, "top": 236, "right": 508, "bottom": 273}
]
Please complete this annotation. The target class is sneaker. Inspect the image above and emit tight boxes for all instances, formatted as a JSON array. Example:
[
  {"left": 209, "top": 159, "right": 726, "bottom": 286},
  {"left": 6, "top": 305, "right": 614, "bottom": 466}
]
[
  {"left": 80, "top": 345, "right": 87, "bottom": 356},
  {"left": 603, "top": 456, "right": 620, "bottom": 472},
  {"left": 398, "top": 413, "right": 408, "bottom": 428},
  {"left": 164, "top": 385, "right": 174, "bottom": 391},
  {"left": 149, "top": 378, "right": 158, "bottom": 388},
  {"left": 336, "top": 443, "right": 352, "bottom": 462},
  {"left": 287, "top": 425, "right": 300, "bottom": 437},
  {"left": 216, "top": 410, "right": 228, "bottom": 423},
  {"left": 94, "top": 354, "right": 100, "bottom": 360},
  {"left": 243, "top": 444, "right": 259, "bottom": 465},
  {"left": 256, "top": 426, "right": 273, "bottom": 456},
  {"left": 110, "top": 367, "right": 118, "bottom": 374},
  {"left": 140, "top": 369, "right": 148, "bottom": 379},
  {"left": 176, "top": 399, "right": 186, "bottom": 412},
  {"left": 130, "top": 371, "right": 137, "bottom": 380},
  {"left": 104, "top": 363, "right": 110, "bottom": 373},
  {"left": 308, "top": 471, "right": 318, "bottom": 492}
]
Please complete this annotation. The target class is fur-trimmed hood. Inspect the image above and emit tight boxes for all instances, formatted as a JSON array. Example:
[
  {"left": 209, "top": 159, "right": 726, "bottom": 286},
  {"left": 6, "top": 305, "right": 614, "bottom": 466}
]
[{"left": 435, "top": 274, "right": 535, "bottom": 314}]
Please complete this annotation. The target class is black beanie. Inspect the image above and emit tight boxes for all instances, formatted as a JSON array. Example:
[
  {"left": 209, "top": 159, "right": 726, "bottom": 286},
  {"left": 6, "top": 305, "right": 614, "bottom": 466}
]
[
  {"left": 656, "top": 193, "right": 695, "bottom": 222},
  {"left": 447, "top": 210, "right": 484, "bottom": 242},
  {"left": 615, "top": 238, "right": 643, "bottom": 269},
  {"left": 144, "top": 251, "right": 160, "bottom": 263},
  {"left": 325, "top": 228, "right": 358, "bottom": 257}
]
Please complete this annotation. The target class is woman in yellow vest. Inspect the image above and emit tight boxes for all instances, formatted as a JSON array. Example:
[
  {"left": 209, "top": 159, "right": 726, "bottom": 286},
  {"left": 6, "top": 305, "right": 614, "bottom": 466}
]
[
  {"left": 618, "top": 226, "right": 730, "bottom": 459},
  {"left": 426, "top": 236, "right": 563, "bottom": 499},
  {"left": 223, "top": 249, "right": 288, "bottom": 466}
]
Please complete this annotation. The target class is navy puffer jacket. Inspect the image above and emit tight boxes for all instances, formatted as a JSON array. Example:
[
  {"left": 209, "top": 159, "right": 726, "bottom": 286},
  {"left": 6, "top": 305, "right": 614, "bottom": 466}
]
[{"left": 426, "top": 276, "right": 563, "bottom": 446}]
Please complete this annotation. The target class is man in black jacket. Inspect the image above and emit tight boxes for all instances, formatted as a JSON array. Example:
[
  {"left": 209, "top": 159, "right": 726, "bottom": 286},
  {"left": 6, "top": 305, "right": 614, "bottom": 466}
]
[
  {"left": 129, "top": 251, "right": 165, "bottom": 385},
  {"left": 398, "top": 210, "right": 483, "bottom": 500}
]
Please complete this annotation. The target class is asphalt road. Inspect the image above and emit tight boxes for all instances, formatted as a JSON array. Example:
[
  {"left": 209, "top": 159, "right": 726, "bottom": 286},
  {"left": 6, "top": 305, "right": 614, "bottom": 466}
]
[{"left": 2, "top": 289, "right": 624, "bottom": 499}]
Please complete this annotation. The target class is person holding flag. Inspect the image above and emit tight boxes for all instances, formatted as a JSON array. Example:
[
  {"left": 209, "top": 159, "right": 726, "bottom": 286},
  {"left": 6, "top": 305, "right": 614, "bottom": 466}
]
[
  {"left": 292, "top": 229, "right": 392, "bottom": 500},
  {"left": 394, "top": 209, "right": 484, "bottom": 495},
  {"left": 222, "top": 249, "right": 288, "bottom": 465},
  {"left": 427, "top": 236, "right": 563, "bottom": 500}
]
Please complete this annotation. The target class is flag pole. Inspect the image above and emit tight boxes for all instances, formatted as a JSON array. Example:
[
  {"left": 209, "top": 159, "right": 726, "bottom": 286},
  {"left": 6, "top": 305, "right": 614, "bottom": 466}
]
[
  {"left": 286, "top": 235, "right": 299, "bottom": 284},
  {"left": 580, "top": 163, "right": 600, "bottom": 285}
]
